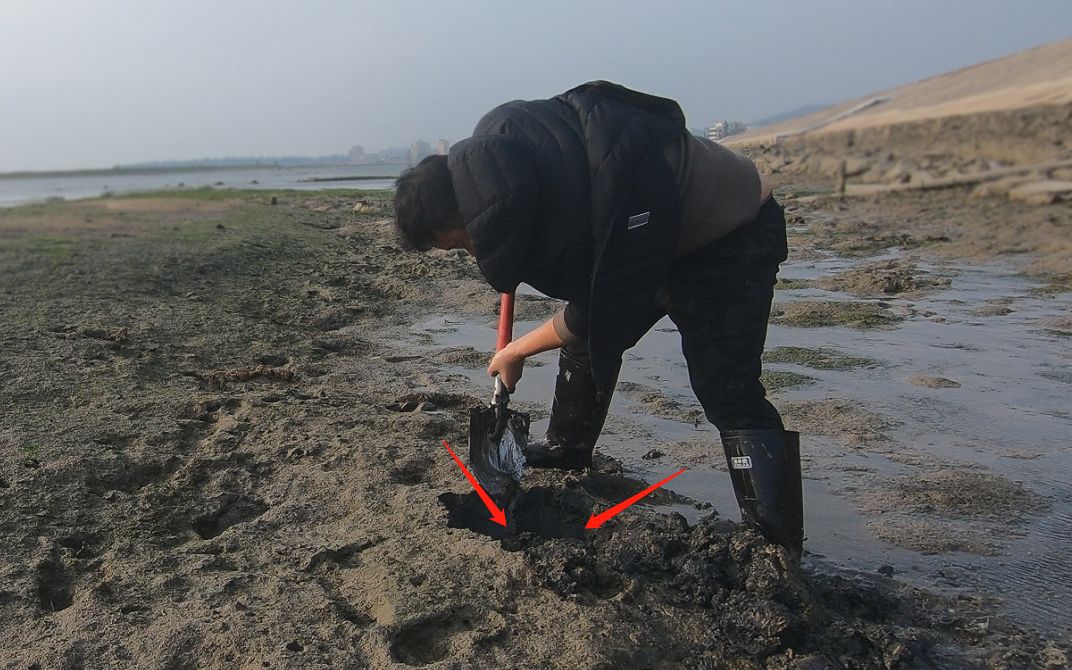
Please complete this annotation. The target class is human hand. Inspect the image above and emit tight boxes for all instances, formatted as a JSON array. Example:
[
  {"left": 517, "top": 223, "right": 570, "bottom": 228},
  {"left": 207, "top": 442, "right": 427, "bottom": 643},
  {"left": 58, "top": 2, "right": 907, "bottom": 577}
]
[{"left": 487, "top": 344, "right": 524, "bottom": 391}]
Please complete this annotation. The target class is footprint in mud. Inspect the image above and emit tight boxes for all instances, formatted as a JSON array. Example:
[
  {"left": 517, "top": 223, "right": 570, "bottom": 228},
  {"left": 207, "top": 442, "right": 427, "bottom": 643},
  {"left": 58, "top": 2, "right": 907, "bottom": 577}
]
[
  {"left": 91, "top": 432, "right": 137, "bottom": 450},
  {"left": 391, "top": 458, "right": 435, "bottom": 486},
  {"left": 385, "top": 392, "right": 474, "bottom": 413},
  {"left": 191, "top": 494, "right": 269, "bottom": 539},
  {"left": 255, "top": 353, "right": 289, "bottom": 367},
  {"left": 386, "top": 399, "right": 438, "bottom": 413},
  {"left": 439, "top": 485, "right": 593, "bottom": 542},
  {"left": 312, "top": 335, "right": 369, "bottom": 358},
  {"left": 86, "top": 456, "right": 181, "bottom": 495},
  {"left": 177, "top": 397, "right": 241, "bottom": 423},
  {"left": 303, "top": 537, "right": 382, "bottom": 573},
  {"left": 389, "top": 605, "right": 478, "bottom": 667},
  {"left": 581, "top": 472, "right": 697, "bottom": 508},
  {"left": 36, "top": 556, "right": 73, "bottom": 612},
  {"left": 335, "top": 602, "right": 374, "bottom": 627},
  {"left": 56, "top": 534, "right": 102, "bottom": 560}
]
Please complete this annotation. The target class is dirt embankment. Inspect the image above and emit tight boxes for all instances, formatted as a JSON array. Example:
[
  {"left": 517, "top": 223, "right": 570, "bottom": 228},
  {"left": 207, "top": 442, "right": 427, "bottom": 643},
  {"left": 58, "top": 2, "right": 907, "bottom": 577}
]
[
  {"left": 730, "top": 39, "right": 1072, "bottom": 208},
  {"left": 738, "top": 103, "right": 1072, "bottom": 207},
  {"left": 734, "top": 38, "right": 1072, "bottom": 150},
  {"left": 734, "top": 95, "right": 1072, "bottom": 291}
]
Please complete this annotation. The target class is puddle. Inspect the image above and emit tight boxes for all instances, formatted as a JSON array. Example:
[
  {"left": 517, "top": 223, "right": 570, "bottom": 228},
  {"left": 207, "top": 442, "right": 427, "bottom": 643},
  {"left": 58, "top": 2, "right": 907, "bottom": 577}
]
[{"left": 407, "top": 254, "right": 1072, "bottom": 638}]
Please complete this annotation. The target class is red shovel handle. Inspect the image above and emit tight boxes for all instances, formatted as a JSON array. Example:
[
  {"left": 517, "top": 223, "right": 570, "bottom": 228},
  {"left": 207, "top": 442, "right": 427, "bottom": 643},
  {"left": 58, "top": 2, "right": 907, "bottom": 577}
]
[{"left": 497, "top": 292, "right": 515, "bottom": 351}]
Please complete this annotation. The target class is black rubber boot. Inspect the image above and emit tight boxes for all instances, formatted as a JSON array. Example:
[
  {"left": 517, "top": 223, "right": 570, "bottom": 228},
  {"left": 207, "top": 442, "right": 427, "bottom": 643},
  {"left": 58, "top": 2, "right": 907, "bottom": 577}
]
[
  {"left": 721, "top": 429, "right": 805, "bottom": 555},
  {"left": 523, "top": 346, "right": 614, "bottom": 471}
]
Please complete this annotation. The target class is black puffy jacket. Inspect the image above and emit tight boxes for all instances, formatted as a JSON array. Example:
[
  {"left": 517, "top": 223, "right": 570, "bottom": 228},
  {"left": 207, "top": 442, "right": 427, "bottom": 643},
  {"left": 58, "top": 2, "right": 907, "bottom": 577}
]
[{"left": 447, "top": 81, "right": 688, "bottom": 394}]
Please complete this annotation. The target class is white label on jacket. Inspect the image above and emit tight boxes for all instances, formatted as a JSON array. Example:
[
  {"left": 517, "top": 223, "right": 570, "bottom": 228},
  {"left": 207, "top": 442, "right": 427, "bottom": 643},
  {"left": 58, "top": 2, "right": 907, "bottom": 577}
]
[
  {"left": 730, "top": 456, "right": 753, "bottom": 470},
  {"left": 627, "top": 212, "right": 650, "bottom": 229}
]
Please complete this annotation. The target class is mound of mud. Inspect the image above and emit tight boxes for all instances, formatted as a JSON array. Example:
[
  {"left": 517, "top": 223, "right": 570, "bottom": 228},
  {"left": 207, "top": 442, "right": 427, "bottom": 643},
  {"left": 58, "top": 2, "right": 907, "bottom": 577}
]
[
  {"left": 616, "top": 381, "right": 706, "bottom": 425},
  {"left": 771, "top": 300, "right": 903, "bottom": 329},
  {"left": 818, "top": 259, "right": 951, "bottom": 297},
  {"left": 441, "top": 476, "right": 1063, "bottom": 669},
  {"left": 781, "top": 399, "right": 896, "bottom": 445},
  {"left": 879, "top": 470, "right": 1050, "bottom": 523},
  {"left": 855, "top": 470, "right": 1054, "bottom": 557}
]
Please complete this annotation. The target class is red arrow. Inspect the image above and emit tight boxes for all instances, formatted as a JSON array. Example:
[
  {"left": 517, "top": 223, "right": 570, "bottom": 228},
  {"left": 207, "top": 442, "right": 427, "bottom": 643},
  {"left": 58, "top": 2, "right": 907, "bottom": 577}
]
[
  {"left": 585, "top": 468, "right": 688, "bottom": 529},
  {"left": 442, "top": 440, "right": 507, "bottom": 526}
]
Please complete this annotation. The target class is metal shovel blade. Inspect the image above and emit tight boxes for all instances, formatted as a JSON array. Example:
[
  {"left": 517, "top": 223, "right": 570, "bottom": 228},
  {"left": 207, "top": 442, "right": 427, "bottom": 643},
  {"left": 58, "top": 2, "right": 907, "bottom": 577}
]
[{"left": 469, "top": 403, "right": 528, "bottom": 503}]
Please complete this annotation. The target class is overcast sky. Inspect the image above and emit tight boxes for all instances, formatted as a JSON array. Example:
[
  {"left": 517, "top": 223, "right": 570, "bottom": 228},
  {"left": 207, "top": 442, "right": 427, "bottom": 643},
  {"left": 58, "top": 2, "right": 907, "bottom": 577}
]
[{"left": 1, "top": 1, "right": 1069, "bottom": 172}]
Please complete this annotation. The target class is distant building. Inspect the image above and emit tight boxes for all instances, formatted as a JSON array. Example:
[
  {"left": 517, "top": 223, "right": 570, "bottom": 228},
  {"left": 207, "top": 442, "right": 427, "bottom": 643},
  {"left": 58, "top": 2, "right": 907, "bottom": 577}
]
[
  {"left": 707, "top": 120, "right": 748, "bottom": 142},
  {"left": 348, "top": 145, "right": 366, "bottom": 163},
  {"left": 409, "top": 140, "right": 432, "bottom": 166},
  {"left": 435, "top": 139, "right": 450, "bottom": 156},
  {"left": 374, "top": 146, "right": 408, "bottom": 163}
]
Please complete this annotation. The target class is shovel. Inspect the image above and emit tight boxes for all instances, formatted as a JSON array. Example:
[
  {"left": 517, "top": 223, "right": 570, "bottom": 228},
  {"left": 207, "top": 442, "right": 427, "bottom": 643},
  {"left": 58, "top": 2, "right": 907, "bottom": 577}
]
[{"left": 469, "top": 292, "right": 529, "bottom": 504}]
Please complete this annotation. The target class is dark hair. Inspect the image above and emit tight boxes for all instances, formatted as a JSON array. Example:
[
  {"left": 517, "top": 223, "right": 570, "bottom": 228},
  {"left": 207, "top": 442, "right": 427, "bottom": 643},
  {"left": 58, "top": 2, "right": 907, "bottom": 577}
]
[{"left": 393, "top": 154, "right": 460, "bottom": 251}]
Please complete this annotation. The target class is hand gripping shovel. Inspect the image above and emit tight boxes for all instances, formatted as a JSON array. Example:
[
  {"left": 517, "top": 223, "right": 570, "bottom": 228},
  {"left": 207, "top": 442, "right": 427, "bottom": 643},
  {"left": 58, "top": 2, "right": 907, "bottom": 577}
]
[{"left": 469, "top": 292, "right": 529, "bottom": 505}]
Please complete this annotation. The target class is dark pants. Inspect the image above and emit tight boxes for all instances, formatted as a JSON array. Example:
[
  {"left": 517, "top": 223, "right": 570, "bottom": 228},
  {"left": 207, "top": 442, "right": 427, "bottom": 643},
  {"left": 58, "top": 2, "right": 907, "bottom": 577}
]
[{"left": 568, "top": 196, "right": 788, "bottom": 433}]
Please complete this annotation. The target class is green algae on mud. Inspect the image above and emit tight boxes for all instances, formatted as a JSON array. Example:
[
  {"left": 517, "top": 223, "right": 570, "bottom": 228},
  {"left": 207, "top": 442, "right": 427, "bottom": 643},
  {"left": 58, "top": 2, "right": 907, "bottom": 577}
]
[
  {"left": 763, "top": 346, "right": 878, "bottom": 370},
  {"left": 780, "top": 399, "right": 897, "bottom": 445},
  {"left": 775, "top": 277, "right": 815, "bottom": 290},
  {"left": 1028, "top": 273, "right": 1072, "bottom": 297},
  {"left": 857, "top": 469, "right": 1054, "bottom": 556},
  {"left": 817, "top": 258, "right": 952, "bottom": 297},
  {"left": 616, "top": 381, "right": 706, "bottom": 425},
  {"left": 888, "top": 470, "right": 1052, "bottom": 522},
  {"left": 770, "top": 300, "right": 904, "bottom": 329},
  {"left": 760, "top": 369, "right": 817, "bottom": 392}
]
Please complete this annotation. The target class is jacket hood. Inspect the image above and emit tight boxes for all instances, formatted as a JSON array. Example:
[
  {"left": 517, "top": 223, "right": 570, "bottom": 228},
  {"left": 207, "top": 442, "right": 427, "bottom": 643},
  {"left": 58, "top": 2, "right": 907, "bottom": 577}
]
[{"left": 448, "top": 135, "right": 539, "bottom": 293}]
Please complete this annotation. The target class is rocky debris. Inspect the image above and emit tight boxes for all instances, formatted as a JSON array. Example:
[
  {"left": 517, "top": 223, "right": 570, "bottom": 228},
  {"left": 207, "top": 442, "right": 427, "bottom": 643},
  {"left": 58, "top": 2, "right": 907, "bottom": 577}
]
[
  {"left": 1007, "top": 180, "right": 1072, "bottom": 206},
  {"left": 968, "top": 175, "right": 1038, "bottom": 199}
]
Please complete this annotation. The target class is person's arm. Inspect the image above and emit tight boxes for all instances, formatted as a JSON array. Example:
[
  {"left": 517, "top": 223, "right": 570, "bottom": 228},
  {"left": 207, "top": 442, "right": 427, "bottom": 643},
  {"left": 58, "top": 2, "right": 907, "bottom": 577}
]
[{"left": 487, "top": 315, "right": 565, "bottom": 391}]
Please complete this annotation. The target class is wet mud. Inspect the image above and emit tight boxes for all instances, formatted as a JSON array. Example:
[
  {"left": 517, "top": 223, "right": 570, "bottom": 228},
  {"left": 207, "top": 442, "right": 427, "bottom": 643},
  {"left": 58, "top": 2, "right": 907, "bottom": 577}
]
[{"left": 1, "top": 187, "right": 1070, "bottom": 667}]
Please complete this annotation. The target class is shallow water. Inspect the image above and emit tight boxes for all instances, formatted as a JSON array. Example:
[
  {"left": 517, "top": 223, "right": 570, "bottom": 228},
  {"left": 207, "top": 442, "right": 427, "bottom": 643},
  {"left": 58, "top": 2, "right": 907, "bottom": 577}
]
[
  {"left": 0, "top": 163, "right": 402, "bottom": 207},
  {"left": 407, "top": 253, "right": 1072, "bottom": 638}
]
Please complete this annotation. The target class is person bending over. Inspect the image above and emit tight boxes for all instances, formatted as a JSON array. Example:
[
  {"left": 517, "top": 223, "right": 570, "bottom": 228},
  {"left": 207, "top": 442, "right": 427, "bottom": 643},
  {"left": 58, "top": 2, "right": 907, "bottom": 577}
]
[{"left": 393, "top": 81, "right": 803, "bottom": 554}]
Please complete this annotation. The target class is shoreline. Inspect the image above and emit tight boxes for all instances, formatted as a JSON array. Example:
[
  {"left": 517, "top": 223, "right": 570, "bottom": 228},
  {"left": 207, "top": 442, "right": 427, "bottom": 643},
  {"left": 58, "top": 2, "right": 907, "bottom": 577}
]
[{"left": 0, "top": 162, "right": 409, "bottom": 181}]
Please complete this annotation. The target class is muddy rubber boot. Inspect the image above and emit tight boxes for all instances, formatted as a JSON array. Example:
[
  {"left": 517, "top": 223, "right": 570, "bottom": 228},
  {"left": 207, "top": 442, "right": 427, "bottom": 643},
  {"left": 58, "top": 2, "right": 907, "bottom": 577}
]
[
  {"left": 523, "top": 346, "right": 613, "bottom": 471},
  {"left": 721, "top": 429, "right": 805, "bottom": 555}
]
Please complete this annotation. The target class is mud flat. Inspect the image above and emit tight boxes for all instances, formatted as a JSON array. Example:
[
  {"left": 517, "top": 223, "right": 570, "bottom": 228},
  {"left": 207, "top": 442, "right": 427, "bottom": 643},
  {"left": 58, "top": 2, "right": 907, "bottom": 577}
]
[{"left": 1, "top": 188, "right": 1070, "bottom": 668}]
